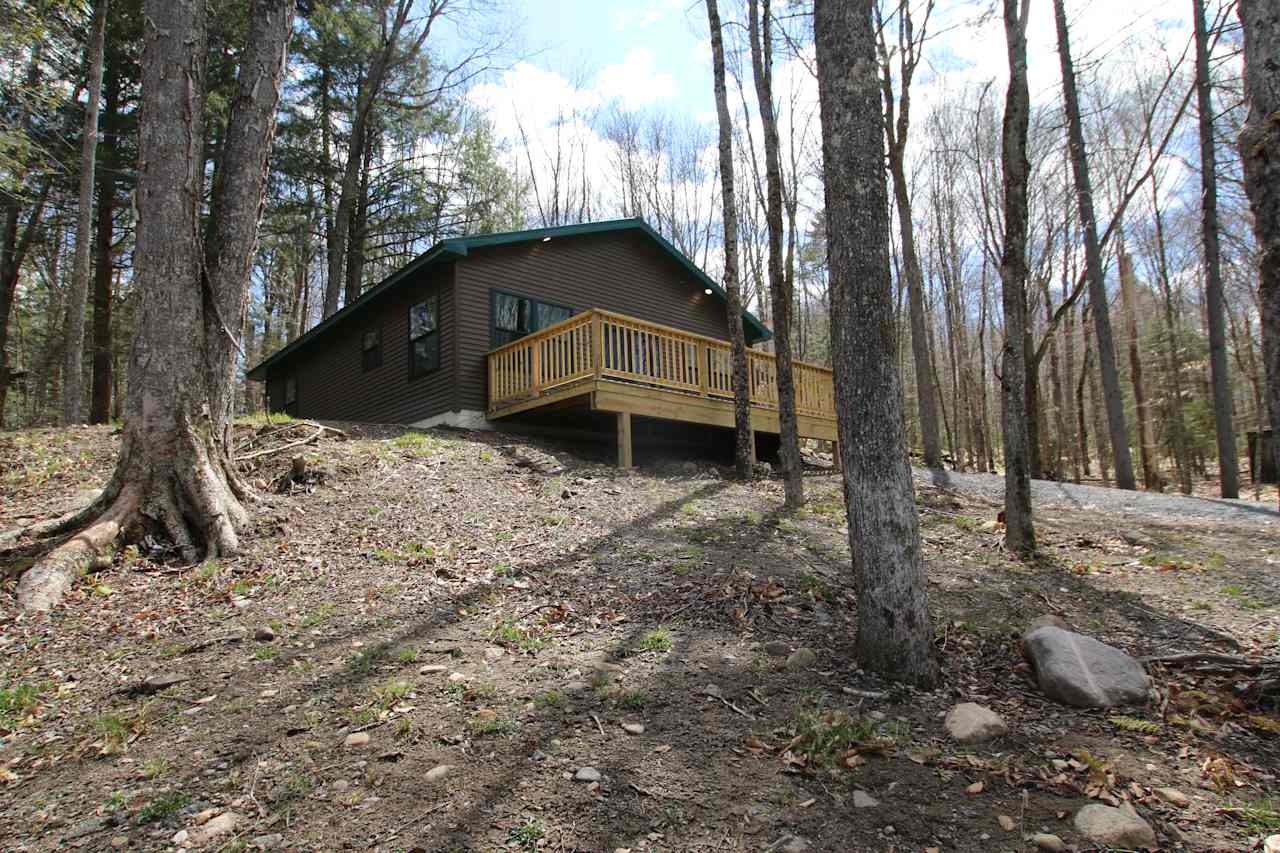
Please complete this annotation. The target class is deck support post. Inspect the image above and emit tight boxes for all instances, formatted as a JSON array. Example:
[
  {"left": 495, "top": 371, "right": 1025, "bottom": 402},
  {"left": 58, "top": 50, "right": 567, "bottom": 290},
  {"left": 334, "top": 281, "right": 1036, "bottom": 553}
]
[
  {"left": 749, "top": 428, "right": 757, "bottom": 463},
  {"left": 832, "top": 438, "right": 842, "bottom": 474},
  {"left": 616, "top": 411, "right": 634, "bottom": 469}
]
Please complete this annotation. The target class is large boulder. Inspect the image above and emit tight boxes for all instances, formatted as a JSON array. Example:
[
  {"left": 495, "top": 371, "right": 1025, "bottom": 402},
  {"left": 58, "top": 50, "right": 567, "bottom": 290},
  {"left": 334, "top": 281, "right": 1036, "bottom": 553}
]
[
  {"left": 1022, "top": 626, "right": 1149, "bottom": 707},
  {"left": 1074, "top": 803, "right": 1157, "bottom": 849}
]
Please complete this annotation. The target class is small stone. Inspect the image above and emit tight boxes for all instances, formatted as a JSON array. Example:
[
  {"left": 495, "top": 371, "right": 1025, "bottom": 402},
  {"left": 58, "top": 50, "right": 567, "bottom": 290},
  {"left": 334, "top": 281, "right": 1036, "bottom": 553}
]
[
  {"left": 251, "top": 834, "right": 284, "bottom": 850},
  {"left": 110, "top": 836, "right": 129, "bottom": 849},
  {"left": 232, "top": 597, "right": 250, "bottom": 609},
  {"left": 531, "top": 750, "right": 547, "bottom": 762},
  {"left": 1029, "top": 833, "right": 1065, "bottom": 852},
  {"left": 786, "top": 648, "right": 817, "bottom": 670},
  {"left": 172, "top": 829, "right": 189, "bottom": 844},
  {"left": 621, "top": 722, "right": 645, "bottom": 735},
  {"left": 997, "top": 814, "right": 1015, "bottom": 832},
  {"left": 254, "top": 625, "right": 276, "bottom": 642},
  {"left": 484, "top": 647, "right": 505, "bottom": 662},
  {"left": 773, "top": 835, "right": 810, "bottom": 852},
  {"left": 1074, "top": 803, "right": 1156, "bottom": 849},
  {"left": 448, "top": 672, "right": 468, "bottom": 683},
  {"left": 188, "top": 812, "right": 239, "bottom": 846},
  {"left": 1264, "top": 834, "right": 1280, "bottom": 853},
  {"left": 419, "top": 664, "right": 447, "bottom": 674},
  {"left": 944, "top": 703, "right": 1008, "bottom": 743},
  {"left": 763, "top": 641, "right": 791, "bottom": 658},
  {"left": 853, "top": 790, "right": 880, "bottom": 808},
  {"left": 425, "top": 764, "right": 454, "bottom": 783},
  {"left": 343, "top": 731, "right": 370, "bottom": 748},
  {"left": 575, "top": 767, "right": 602, "bottom": 782},
  {"left": 1154, "top": 787, "right": 1190, "bottom": 808},
  {"left": 191, "top": 808, "right": 217, "bottom": 826},
  {"left": 141, "top": 672, "right": 189, "bottom": 693},
  {"left": 564, "top": 680, "right": 589, "bottom": 692}
]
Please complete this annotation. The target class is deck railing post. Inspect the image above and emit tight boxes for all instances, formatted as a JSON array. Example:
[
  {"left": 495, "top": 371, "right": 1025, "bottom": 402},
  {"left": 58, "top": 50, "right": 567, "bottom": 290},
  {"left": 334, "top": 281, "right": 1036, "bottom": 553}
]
[{"left": 697, "top": 341, "right": 708, "bottom": 395}]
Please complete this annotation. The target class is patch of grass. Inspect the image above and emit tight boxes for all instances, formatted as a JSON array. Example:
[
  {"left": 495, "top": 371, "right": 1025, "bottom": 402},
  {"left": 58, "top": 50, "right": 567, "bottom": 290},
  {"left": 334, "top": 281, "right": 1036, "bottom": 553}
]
[
  {"left": 534, "top": 690, "right": 567, "bottom": 709},
  {"left": 1221, "top": 584, "right": 1266, "bottom": 609},
  {"left": 636, "top": 628, "right": 673, "bottom": 654},
  {"left": 468, "top": 715, "right": 517, "bottom": 737},
  {"left": 351, "top": 647, "right": 386, "bottom": 675},
  {"left": 194, "top": 561, "right": 223, "bottom": 584},
  {"left": 1140, "top": 553, "right": 1198, "bottom": 571},
  {"left": 1226, "top": 798, "right": 1280, "bottom": 833},
  {"left": 103, "top": 790, "right": 129, "bottom": 813},
  {"left": 254, "top": 645, "right": 280, "bottom": 661},
  {"left": 950, "top": 515, "right": 981, "bottom": 532},
  {"left": 789, "top": 701, "right": 904, "bottom": 767},
  {"left": 375, "top": 678, "right": 412, "bottom": 708},
  {"left": 507, "top": 817, "right": 545, "bottom": 850},
  {"left": 0, "top": 683, "right": 43, "bottom": 728},
  {"left": 301, "top": 603, "right": 335, "bottom": 628},
  {"left": 141, "top": 757, "right": 171, "bottom": 779},
  {"left": 94, "top": 713, "right": 132, "bottom": 750},
  {"left": 397, "top": 648, "right": 420, "bottom": 664},
  {"left": 491, "top": 619, "right": 547, "bottom": 652},
  {"left": 138, "top": 790, "right": 191, "bottom": 824},
  {"left": 393, "top": 431, "right": 440, "bottom": 456},
  {"left": 617, "top": 689, "right": 649, "bottom": 711},
  {"left": 798, "top": 572, "right": 831, "bottom": 601},
  {"left": 373, "top": 548, "right": 399, "bottom": 563}
]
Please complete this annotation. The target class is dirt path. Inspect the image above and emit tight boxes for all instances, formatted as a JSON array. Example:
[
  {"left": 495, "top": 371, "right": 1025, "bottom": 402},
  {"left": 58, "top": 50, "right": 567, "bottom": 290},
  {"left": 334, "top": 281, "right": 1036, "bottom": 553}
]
[{"left": 1, "top": 425, "right": 1277, "bottom": 852}]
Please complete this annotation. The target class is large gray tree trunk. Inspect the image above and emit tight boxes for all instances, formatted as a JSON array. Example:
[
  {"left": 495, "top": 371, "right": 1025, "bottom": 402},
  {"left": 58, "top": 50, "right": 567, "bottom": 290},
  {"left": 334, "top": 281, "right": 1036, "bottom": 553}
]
[
  {"left": 998, "top": 0, "right": 1035, "bottom": 555},
  {"left": 1052, "top": 0, "right": 1137, "bottom": 490},
  {"left": 1195, "top": 0, "right": 1240, "bottom": 498},
  {"left": 1239, "top": 0, "right": 1280, "bottom": 507},
  {"left": 62, "top": 0, "right": 109, "bottom": 425},
  {"left": 706, "top": 0, "right": 754, "bottom": 479},
  {"left": 748, "top": 0, "right": 802, "bottom": 505},
  {"left": 814, "top": 0, "right": 937, "bottom": 687},
  {"left": 17, "top": 0, "right": 296, "bottom": 612}
]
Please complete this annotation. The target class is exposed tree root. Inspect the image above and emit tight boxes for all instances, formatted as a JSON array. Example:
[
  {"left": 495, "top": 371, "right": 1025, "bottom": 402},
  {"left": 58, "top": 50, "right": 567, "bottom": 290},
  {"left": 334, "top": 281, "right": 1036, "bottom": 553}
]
[{"left": 0, "top": 485, "right": 114, "bottom": 546}]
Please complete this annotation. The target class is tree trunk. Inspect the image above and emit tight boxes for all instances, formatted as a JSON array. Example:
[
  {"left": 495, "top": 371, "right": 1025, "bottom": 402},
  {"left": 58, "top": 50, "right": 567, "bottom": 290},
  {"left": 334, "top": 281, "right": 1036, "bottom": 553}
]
[
  {"left": 17, "top": 0, "right": 296, "bottom": 612},
  {"left": 998, "top": 0, "right": 1035, "bottom": 554},
  {"left": 1116, "top": 241, "right": 1159, "bottom": 489},
  {"left": 705, "top": 0, "right": 754, "bottom": 479},
  {"left": 62, "top": 0, "right": 110, "bottom": 425},
  {"left": 1238, "top": 0, "right": 1280, "bottom": 506},
  {"left": 814, "top": 0, "right": 937, "bottom": 687},
  {"left": 748, "top": 0, "right": 803, "bottom": 506},
  {"left": 89, "top": 66, "right": 120, "bottom": 425},
  {"left": 1195, "top": 0, "right": 1240, "bottom": 498},
  {"left": 1053, "top": 0, "right": 1137, "bottom": 490}
]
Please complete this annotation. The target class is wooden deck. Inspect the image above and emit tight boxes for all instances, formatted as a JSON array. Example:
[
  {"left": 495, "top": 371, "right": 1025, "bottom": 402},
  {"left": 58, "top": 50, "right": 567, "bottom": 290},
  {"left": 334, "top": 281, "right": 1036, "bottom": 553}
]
[{"left": 487, "top": 309, "right": 837, "bottom": 465}]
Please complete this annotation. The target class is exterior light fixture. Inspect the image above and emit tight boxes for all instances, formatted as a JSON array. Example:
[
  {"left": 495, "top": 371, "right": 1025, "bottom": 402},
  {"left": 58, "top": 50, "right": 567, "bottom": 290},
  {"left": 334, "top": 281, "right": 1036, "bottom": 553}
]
[
  {"left": 542, "top": 236, "right": 551, "bottom": 242},
  {"left": 704, "top": 288, "right": 713, "bottom": 295}
]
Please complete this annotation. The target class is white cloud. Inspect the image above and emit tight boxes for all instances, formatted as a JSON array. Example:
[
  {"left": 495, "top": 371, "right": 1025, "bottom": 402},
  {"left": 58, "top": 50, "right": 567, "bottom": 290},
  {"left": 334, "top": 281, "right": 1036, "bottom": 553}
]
[{"left": 594, "top": 47, "right": 678, "bottom": 109}]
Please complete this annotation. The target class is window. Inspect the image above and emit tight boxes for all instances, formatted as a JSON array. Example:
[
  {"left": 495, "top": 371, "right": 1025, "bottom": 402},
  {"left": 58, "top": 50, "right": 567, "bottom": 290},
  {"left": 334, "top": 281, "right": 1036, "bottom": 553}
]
[
  {"left": 409, "top": 295, "right": 440, "bottom": 377},
  {"left": 361, "top": 328, "right": 382, "bottom": 372},
  {"left": 491, "top": 291, "right": 573, "bottom": 347},
  {"left": 283, "top": 376, "right": 297, "bottom": 415}
]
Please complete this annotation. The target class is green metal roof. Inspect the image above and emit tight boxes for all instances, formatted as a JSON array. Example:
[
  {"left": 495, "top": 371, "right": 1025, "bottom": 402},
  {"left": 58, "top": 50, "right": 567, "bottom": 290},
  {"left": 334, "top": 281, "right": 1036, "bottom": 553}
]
[{"left": 245, "top": 217, "right": 771, "bottom": 380}]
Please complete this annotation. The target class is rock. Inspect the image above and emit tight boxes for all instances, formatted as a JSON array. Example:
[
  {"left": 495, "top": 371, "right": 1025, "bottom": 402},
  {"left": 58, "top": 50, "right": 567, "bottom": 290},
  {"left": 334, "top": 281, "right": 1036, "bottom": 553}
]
[
  {"left": 980, "top": 519, "right": 1001, "bottom": 533},
  {"left": 109, "top": 836, "right": 129, "bottom": 849},
  {"left": 1025, "top": 614, "right": 1069, "bottom": 634},
  {"left": 997, "top": 815, "right": 1016, "bottom": 832},
  {"left": 192, "top": 808, "right": 217, "bottom": 825},
  {"left": 1028, "top": 833, "right": 1065, "bottom": 852},
  {"left": 331, "top": 779, "right": 350, "bottom": 793},
  {"left": 1154, "top": 787, "right": 1190, "bottom": 808},
  {"left": 852, "top": 790, "right": 880, "bottom": 808},
  {"left": 763, "top": 640, "right": 791, "bottom": 658},
  {"left": 563, "top": 680, "right": 589, "bottom": 693},
  {"left": 943, "top": 703, "right": 1008, "bottom": 743},
  {"left": 188, "top": 812, "right": 239, "bottom": 846},
  {"left": 1264, "top": 835, "right": 1280, "bottom": 853},
  {"left": 1073, "top": 803, "right": 1156, "bottom": 849},
  {"left": 172, "top": 829, "right": 189, "bottom": 845},
  {"left": 621, "top": 722, "right": 645, "bottom": 735},
  {"left": 770, "top": 835, "right": 810, "bottom": 852},
  {"left": 1120, "top": 530, "right": 1157, "bottom": 548},
  {"left": 418, "top": 664, "right": 447, "bottom": 674},
  {"left": 425, "top": 764, "right": 454, "bottom": 783},
  {"left": 140, "top": 672, "right": 190, "bottom": 694},
  {"left": 786, "top": 648, "right": 817, "bottom": 670},
  {"left": 1023, "top": 626, "right": 1150, "bottom": 707},
  {"left": 343, "top": 731, "right": 370, "bottom": 748},
  {"left": 251, "top": 834, "right": 284, "bottom": 850},
  {"left": 483, "top": 647, "right": 505, "bottom": 662},
  {"left": 448, "top": 672, "right": 468, "bottom": 682},
  {"left": 574, "top": 767, "right": 602, "bottom": 782},
  {"left": 254, "top": 625, "right": 276, "bottom": 642}
]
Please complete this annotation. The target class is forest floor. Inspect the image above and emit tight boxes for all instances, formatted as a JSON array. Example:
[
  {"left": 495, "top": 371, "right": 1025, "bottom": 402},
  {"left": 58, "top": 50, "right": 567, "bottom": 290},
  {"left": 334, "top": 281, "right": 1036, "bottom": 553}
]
[{"left": 1, "top": 422, "right": 1278, "bottom": 853}]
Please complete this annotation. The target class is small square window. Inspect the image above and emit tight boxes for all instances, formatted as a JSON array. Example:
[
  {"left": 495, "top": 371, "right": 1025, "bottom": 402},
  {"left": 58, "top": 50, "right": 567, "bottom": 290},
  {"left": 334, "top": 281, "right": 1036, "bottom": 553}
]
[{"left": 362, "top": 328, "right": 382, "bottom": 371}]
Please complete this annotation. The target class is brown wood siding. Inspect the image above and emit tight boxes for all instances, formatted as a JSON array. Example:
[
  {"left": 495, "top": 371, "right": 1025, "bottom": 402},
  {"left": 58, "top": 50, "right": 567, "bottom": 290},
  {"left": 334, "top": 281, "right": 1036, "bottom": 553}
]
[
  {"left": 265, "top": 265, "right": 456, "bottom": 423},
  {"left": 454, "top": 231, "right": 736, "bottom": 412}
]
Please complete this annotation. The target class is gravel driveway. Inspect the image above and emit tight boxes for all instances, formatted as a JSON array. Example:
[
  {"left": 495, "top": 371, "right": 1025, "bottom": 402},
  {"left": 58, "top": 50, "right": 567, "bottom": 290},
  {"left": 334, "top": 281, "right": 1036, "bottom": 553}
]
[{"left": 913, "top": 467, "right": 1280, "bottom": 526}]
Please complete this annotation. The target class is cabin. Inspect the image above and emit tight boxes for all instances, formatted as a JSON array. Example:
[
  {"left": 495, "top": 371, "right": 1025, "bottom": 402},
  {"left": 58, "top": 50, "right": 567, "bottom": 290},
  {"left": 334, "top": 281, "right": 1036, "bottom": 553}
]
[{"left": 246, "top": 218, "right": 837, "bottom": 467}]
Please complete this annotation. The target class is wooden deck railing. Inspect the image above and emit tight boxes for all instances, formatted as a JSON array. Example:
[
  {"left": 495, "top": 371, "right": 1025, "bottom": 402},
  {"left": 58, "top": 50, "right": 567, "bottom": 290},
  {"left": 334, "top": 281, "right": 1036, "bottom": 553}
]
[{"left": 487, "top": 308, "right": 835, "bottom": 419}]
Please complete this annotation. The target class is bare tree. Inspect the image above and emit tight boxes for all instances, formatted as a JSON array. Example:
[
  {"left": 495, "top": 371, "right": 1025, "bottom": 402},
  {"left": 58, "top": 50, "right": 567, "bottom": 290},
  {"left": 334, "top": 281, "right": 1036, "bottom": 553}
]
[
  {"left": 61, "top": 0, "right": 109, "bottom": 425},
  {"left": 748, "top": 0, "right": 802, "bottom": 506},
  {"left": 16, "top": 0, "right": 296, "bottom": 611},
  {"left": 876, "top": 0, "right": 942, "bottom": 468},
  {"left": 1194, "top": 0, "right": 1240, "bottom": 497},
  {"left": 706, "top": 0, "right": 754, "bottom": 479},
  {"left": 998, "top": 0, "right": 1035, "bottom": 554},
  {"left": 1052, "top": 0, "right": 1137, "bottom": 490},
  {"left": 1238, "top": 0, "right": 1280, "bottom": 504},
  {"left": 814, "top": 0, "right": 937, "bottom": 686}
]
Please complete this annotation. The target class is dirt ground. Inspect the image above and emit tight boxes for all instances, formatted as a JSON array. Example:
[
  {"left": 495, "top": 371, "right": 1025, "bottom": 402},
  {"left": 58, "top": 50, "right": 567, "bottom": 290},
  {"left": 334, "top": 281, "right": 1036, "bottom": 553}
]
[{"left": 1, "top": 423, "right": 1277, "bottom": 852}]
